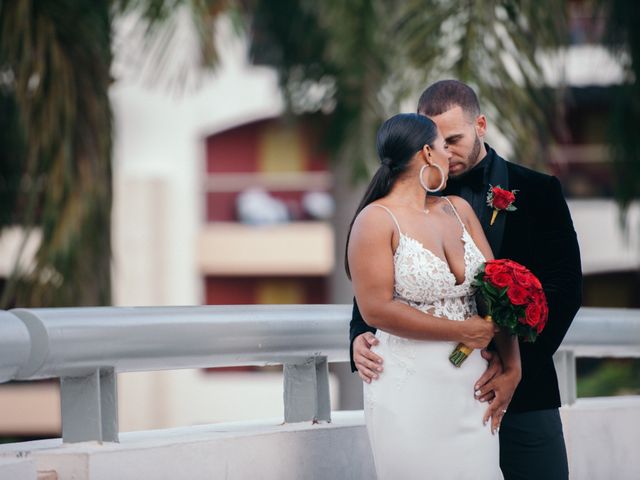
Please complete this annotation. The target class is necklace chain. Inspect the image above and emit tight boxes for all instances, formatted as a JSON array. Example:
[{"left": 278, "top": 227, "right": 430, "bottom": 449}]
[{"left": 424, "top": 197, "right": 436, "bottom": 215}]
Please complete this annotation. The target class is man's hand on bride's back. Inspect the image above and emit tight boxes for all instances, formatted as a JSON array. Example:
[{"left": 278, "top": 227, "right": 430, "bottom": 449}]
[
  {"left": 354, "top": 333, "right": 384, "bottom": 383},
  {"left": 461, "top": 315, "right": 498, "bottom": 350}
]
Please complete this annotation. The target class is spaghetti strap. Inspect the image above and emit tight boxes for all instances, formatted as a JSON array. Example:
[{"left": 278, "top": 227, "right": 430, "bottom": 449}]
[
  {"left": 443, "top": 196, "right": 465, "bottom": 229},
  {"left": 369, "top": 204, "right": 402, "bottom": 236}
]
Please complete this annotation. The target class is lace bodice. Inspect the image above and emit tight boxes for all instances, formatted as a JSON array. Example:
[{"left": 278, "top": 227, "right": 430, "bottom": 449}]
[{"left": 371, "top": 199, "right": 486, "bottom": 321}]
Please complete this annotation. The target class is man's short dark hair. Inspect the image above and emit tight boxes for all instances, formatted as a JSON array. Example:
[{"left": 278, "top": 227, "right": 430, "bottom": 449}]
[{"left": 417, "top": 80, "right": 481, "bottom": 119}]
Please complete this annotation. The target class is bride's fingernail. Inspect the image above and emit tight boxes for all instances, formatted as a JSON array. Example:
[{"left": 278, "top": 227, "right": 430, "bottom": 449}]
[{"left": 474, "top": 390, "right": 481, "bottom": 397}]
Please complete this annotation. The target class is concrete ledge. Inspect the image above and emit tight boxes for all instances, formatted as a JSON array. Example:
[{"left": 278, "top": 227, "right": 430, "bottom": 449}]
[
  {"left": 1, "top": 399, "right": 639, "bottom": 480},
  {"left": 0, "top": 457, "right": 37, "bottom": 480},
  {"left": 561, "top": 396, "right": 640, "bottom": 480},
  {"left": 0, "top": 412, "right": 374, "bottom": 480}
]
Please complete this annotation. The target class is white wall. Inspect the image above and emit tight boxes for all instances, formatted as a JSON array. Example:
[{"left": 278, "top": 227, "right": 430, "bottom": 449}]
[
  {"left": 110, "top": 14, "right": 283, "bottom": 308},
  {"left": 568, "top": 200, "right": 640, "bottom": 274}
]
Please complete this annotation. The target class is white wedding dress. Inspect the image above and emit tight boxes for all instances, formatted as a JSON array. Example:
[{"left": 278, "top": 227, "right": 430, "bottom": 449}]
[{"left": 363, "top": 199, "right": 502, "bottom": 479}]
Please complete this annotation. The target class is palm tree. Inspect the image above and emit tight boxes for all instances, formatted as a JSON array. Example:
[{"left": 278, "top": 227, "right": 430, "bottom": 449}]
[{"left": 0, "top": 0, "right": 223, "bottom": 308}]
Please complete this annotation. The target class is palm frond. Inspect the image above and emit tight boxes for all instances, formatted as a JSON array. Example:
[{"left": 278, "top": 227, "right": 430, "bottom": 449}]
[
  {"left": 112, "top": 0, "right": 229, "bottom": 92},
  {"left": 599, "top": 0, "right": 640, "bottom": 215},
  {"left": 0, "top": 0, "right": 225, "bottom": 307},
  {"left": 0, "top": 0, "right": 113, "bottom": 307},
  {"left": 248, "top": 0, "right": 405, "bottom": 180}
]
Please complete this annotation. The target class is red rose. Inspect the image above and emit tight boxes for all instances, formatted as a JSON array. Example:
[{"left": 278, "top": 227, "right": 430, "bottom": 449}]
[
  {"left": 530, "top": 290, "right": 546, "bottom": 307},
  {"left": 484, "top": 261, "right": 507, "bottom": 277},
  {"left": 531, "top": 275, "right": 542, "bottom": 289},
  {"left": 507, "top": 260, "right": 527, "bottom": 272},
  {"left": 537, "top": 319, "right": 546, "bottom": 333},
  {"left": 507, "top": 284, "right": 529, "bottom": 305},
  {"left": 537, "top": 300, "right": 549, "bottom": 333},
  {"left": 526, "top": 294, "right": 549, "bottom": 333},
  {"left": 489, "top": 272, "right": 513, "bottom": 289},
  {"left": 525, "top": 302, "right": 542, "bottom": 327},
  {"left": 491, "top": 187, "right": 516, "bottom": 210},
  {"left": 513, "top": 269, "right": 537, "bottom": 289}
]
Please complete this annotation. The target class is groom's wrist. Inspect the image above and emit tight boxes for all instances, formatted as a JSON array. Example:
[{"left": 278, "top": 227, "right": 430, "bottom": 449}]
[{"left": 502, "top": 365, "right": 522, "bottom": 382}]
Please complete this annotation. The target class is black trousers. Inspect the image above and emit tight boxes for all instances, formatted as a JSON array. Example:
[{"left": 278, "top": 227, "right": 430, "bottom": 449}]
[{"left": 499, "top": 409, "right": 569, "bottom": 480}]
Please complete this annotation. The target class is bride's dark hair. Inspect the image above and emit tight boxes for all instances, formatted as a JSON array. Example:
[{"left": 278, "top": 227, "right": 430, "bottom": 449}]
[{"left": 345, "top": 113, "right": 438, "bottom": 278}]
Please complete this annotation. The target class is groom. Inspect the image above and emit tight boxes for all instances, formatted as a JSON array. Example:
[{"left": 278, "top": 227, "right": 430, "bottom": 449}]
[{"left": 350, "top": 80, "right": 582, "bottom": 479}]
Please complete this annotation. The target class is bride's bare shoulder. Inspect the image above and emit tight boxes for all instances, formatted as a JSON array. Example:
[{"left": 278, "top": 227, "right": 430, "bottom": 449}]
[
  {"left": 351, "top": 203, "right": 397, "bottom": 238},
  {"left": 445, "top": 195, "right": 472, "bottom": 210},
  {"left": 444, "top": 195, "right": 476, "bottom": 221}
]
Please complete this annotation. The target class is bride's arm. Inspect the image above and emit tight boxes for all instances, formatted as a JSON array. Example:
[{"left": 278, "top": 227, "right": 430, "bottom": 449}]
[{"left": 348, "top": 207, "right": 494, "bottom": 348}]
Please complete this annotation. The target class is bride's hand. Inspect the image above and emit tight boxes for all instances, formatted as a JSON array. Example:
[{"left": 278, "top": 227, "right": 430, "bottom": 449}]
[
  {"left": 480, "top": 368, "right": 522, "bottom": 435},
  {"left": 460, "top": 315, "right": 498, "bottom": 350}
]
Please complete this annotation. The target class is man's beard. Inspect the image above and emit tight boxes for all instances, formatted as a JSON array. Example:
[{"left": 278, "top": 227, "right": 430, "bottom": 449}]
[
  {"left": 451, "top": 134, "right": 482, "bottom": 178},
  {"left": 468, "top": 134, "right": 482, "bottom": 167}
]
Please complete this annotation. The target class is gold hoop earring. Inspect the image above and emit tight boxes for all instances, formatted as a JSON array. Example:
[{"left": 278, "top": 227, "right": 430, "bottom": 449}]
[{"left": 419, "top": 164, "right": 445, "bottom": 193}]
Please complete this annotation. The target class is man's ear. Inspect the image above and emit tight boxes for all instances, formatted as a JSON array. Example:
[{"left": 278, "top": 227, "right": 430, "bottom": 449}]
[{"left": 475, "top": 114, "right": 487, "bottom": 138}]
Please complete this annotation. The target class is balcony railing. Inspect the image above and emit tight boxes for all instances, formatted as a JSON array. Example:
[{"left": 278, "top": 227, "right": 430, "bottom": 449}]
[{"left": 0, "top": 306, "right": 638, "bottom": 444}]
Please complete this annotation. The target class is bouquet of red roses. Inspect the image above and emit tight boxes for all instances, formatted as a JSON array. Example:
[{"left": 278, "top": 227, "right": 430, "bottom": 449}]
[{"left": 449, "top": 259, "right": 548, "bottom": 367}]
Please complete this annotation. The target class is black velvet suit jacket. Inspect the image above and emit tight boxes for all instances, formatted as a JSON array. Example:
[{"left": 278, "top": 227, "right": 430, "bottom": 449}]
[{"left": 349, "top": 146, "right": 582, "bottom": 413}]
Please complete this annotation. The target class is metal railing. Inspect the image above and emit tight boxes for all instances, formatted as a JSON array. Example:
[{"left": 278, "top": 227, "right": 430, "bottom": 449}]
[
  {"left": 0, "top": 306, "right": 638, "bottom": 443},
  {"left": 554, "top": 307, "right": 640, "bottom": 405}
]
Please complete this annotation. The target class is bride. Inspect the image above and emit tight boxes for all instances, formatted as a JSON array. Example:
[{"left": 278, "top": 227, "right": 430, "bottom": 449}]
[{"left": 346, "top": 113, "right": 521, "bottom": 479}]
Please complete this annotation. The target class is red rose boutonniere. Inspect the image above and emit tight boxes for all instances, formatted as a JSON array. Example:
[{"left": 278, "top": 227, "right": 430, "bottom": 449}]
[{"left": 486, "top": 185, "right": 518, "bottom": 226}]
